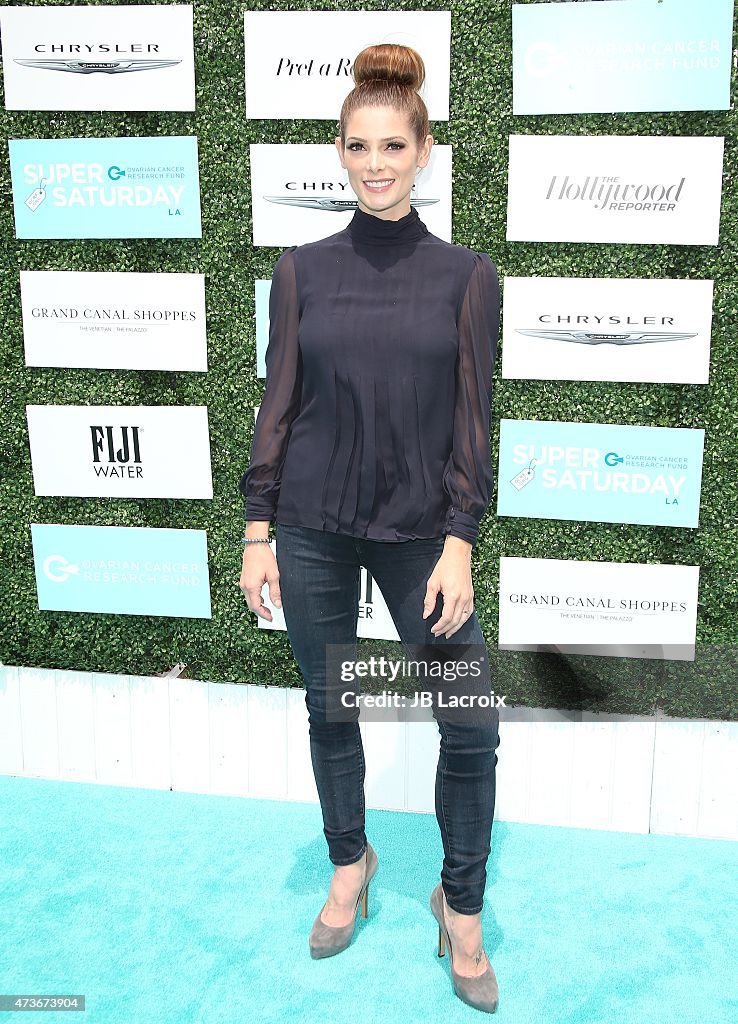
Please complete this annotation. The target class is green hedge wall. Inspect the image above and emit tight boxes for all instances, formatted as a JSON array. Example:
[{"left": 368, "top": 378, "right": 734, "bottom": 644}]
[{"left": 1, "top": 0, "right": 736, "bottom": 718}]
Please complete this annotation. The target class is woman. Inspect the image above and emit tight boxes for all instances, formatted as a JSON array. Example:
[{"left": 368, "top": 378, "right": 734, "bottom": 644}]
[{"left": 239, "top": 43, "right": 501, "bottom": 1015}]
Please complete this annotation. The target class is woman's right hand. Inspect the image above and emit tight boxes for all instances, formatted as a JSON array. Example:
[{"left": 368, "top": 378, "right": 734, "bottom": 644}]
[{"left": 239, "top": 541, "right": 282, "bottom": 622}]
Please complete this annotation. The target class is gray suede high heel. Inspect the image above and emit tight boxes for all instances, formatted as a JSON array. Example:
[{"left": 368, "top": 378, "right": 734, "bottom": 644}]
[
  {"left": 309, "top": 843, "right": 379, "bottom": 959},
  {"left": 430, "top": 883, "right": 499, "bottom": 1013}
]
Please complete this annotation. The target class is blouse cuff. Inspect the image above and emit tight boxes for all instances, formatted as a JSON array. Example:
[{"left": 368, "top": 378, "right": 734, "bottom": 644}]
[
  {"left": 244, "top": 496, "right": 276, "bottom": 522},
  {"left": 443, "top": 506, "right": 480, "bottom": 547}
]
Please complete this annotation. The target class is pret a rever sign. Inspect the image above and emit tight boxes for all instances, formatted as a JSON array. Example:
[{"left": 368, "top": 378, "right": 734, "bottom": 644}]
[{"left": 244, "top": 10, "right": 451, "bottom": 119}]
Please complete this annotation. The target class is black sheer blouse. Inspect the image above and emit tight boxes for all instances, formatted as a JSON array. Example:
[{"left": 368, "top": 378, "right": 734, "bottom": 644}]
[{"left": 239, "top": 205, "right": 500, "bottom": 547}]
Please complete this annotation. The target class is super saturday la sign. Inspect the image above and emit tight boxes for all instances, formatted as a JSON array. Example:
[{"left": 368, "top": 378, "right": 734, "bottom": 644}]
[
  {"left": 9, "top": 135, "right": 201, "bottom": 238},
  {"left": 496, "top": 419, "right": 705, "bottom": 528}
]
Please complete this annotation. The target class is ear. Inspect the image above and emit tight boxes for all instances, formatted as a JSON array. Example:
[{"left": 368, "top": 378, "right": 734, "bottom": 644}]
[
  {"left": 335, "top": 136, "right": 345, "bottom": 169},
  {"left": 418, "top": 134, "right": 434, "bottom": 170}
]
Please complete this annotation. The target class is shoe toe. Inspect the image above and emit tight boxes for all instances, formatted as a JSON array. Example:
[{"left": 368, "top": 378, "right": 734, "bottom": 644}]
[
  {"left": 308, "top": 913, "right": 354, "bottom": 959},
  {"left": 452, "top": 964, "right": 499, "bottom": 1014}
]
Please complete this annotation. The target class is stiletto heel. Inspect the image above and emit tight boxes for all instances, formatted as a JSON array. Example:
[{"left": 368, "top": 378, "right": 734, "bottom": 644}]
[
  {"left": 430, "top": 883, "right": 498, "bottom": 1014},
  {"left": 309, "top": 843, "right": 379, "bottom": 959}
]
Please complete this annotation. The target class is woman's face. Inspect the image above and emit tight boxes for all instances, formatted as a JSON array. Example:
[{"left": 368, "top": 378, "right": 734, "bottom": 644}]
[{"left": 335, "top": 105, "right": 433, "bottom": 221}]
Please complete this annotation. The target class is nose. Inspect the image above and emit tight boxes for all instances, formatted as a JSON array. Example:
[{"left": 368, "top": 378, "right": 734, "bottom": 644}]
[{"left": 366, "top": 146, "right": 385, "bottom": 174}]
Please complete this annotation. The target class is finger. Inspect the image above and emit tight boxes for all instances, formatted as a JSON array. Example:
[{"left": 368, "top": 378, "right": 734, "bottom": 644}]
[
  {"left": 422, "top": 580, "right": 440, "bottom": 619},
  {"left": 256, "top": 580, "right": 281, "bottom": 620},
  {"left": 243, "top": 584, "right": 272, "bottom": 619},
  {"left": 268, "top": 574, "right": 282, "bottom": 609},
  {"left": 434, "top": 603, "right": 473, "bottom": 639},
  {"left": 449, "top": 605, "right": 474, "bottom": 638},
  {"left": 444, "top": 615, "right": 466, "bottom": 639},
  {"left": 431, "top": 596, "right": 462, "bottom": 636}
]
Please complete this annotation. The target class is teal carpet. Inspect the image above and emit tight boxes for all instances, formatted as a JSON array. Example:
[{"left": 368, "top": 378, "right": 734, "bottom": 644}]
[{"left": 0, "top": 775, "right": 736, "bottom": 1023}]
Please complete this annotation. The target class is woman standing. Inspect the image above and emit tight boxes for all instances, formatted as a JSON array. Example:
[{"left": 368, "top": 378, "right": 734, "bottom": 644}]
[{"left": 239, "top": 43, "right": 501, "bottom": 1014}]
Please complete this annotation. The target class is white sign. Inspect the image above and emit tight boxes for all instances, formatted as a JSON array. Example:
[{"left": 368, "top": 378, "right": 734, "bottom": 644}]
[
  {"left": 26, "top": 405, "right": 213, "bottom": 498},
  {"left": 502, "top": 276, "right": 713, "bottom": 384},
  {"left": 499, "top": 556, "right": 700, "bottom": 661},
  {"left": 21, "top": 271, "right": 207, "bottom": 371},
  {"left": 255, "top": 280, "right": 269, "bottom": 378},
  {"left": 506, "top": 134, "right": 724, "bottom": 245},
  {"left": 244, "top": 10, "right": 450, "bottom": 120},
  {"left": 0, "top": 4, "right": 195, "bottom": 111},
  {"left": 250, "top": 143, "right": 452, "bottom": 246}
]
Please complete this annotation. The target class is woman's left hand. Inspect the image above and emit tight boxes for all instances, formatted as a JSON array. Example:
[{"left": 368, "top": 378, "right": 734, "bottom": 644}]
[{"left": 422, "top": 537, "right": 474, "bottom": 639}]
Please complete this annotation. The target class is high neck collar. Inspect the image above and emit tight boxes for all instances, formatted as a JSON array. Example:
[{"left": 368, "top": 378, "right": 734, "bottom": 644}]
[{"left": 347, "top": 204, "right": 428, "bottom": 246}]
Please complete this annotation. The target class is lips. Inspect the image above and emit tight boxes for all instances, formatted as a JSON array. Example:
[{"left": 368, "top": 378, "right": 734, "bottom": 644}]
[{"left": 364, "top": 179, "right": 395, "bottom": 191}]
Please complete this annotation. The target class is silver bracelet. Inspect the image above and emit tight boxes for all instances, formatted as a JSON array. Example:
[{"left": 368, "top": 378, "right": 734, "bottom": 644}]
[{"left": 241, "top": 536, "right": 272, "bottom": 544}]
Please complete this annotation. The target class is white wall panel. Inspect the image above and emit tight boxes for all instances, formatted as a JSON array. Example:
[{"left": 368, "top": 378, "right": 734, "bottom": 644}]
[
  {"left": 169, "top": 676, "right": 210, "bottom": 794},
  {"left": 696, "top": 722, "right": 738, "bottom": 839},
  {"left": 0, "top": 666, "right": 23, "bottom": 774},
  {"left": 18, "top": 666, "right": 59, "bottom": 777},
  {"left": 246, "top": 685, "right": 288, "bottom": 800},
  {"left": 129, "top": 673, "right": 171, "bottom": 790},
  {"left": 285, "top": 687, "right": 319, "bottom": 804},
  {"left": 57, "top": 670, "right": 96, "bottom": 781},
  {"left": 650, "top": 719, "right": 706, "bottom": 836},
  {"left": 208, "top": 679, "right": 250, "bottom": 798},
  {"left": 361, "top": 715, "right": 407, "bottom": 812},
  {"left": 93, "top": 672, "right": 132, "bottom": 785},
  {"left": 2, "top": 666, "right": 735, "bottom": 841}
]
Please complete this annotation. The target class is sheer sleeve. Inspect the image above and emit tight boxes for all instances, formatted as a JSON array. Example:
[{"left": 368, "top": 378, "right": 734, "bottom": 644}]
[
  {"left": 441, "top": 252, "right": 500, "bottom": 547},
  {"left": 239, "top": 246, "right": 302, "bottom": 522}
]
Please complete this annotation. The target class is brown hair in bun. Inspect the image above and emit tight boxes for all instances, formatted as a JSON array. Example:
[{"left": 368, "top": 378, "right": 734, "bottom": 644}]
[{"left": 339, "top": 43, "right": 430, "bottom": 147}]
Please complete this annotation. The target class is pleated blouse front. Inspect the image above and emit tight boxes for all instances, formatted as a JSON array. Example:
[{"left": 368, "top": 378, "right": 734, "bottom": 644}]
[{"left": 239, "top": 205, "right": 500, "bottom": 547}]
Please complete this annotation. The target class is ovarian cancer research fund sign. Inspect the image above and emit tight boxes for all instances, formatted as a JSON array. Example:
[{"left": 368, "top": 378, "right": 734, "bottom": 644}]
[
  {"left": 9, "top": 136, "right": 201, "bottom": 239},
  {"left": 31, "top": 524, "right": 211, "bottom": 619},
  {"left": 512, "top": 0, "right": 734, "bottom": 115},
  {"left": 497, "top": 421, "right": 705, "bottom": 529}
]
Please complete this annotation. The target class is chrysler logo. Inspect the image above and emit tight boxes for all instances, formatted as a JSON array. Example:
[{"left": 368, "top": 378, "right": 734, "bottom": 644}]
[
  {"left": 515, "top": 329, "right": 697, "bottom": 346},
  {"left": 14, "top": 58, "right": 180, "bottom": 75},
  {"left": 263, "top": 196, "right": 439, "bottom": 212}
]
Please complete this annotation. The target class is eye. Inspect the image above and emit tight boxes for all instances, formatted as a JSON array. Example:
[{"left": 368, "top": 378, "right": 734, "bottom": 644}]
[{"left": 346, "top": 142, "right": 405, "bottom": 151}]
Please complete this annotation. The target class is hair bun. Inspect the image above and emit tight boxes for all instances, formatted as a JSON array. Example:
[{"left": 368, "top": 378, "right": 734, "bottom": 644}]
[{"left": 352, "top": 43, "right": 425, "bottom": 92}]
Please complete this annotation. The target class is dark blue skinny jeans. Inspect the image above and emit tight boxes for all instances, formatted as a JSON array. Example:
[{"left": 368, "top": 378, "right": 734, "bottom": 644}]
[{"left": 274, "top": 523, "right": 500, "bottom": 915}]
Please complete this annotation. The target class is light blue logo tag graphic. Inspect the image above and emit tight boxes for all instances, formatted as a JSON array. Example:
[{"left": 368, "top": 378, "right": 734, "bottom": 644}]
[
  {"left": 497, "top": 420, "right": 705, "bottom": 528},
  {"left": 9, "top": 136, "right": 201, "bottom": 238},
  {"left": 31, "top": 524, "right": 211, "bottom": 618},
  {"left": 255, "top": 279, "right": 270, "bottom": 378},
  {"left": 513, "top": 0, "right": 733, "bottom": 115}
]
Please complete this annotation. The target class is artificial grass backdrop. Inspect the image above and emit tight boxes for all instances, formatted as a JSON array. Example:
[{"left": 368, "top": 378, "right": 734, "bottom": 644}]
[{"left": 1, "top": 0, "right": 736, "bottom": 717}]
